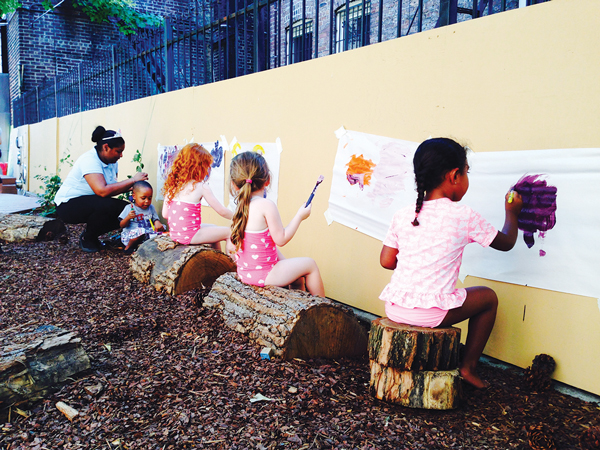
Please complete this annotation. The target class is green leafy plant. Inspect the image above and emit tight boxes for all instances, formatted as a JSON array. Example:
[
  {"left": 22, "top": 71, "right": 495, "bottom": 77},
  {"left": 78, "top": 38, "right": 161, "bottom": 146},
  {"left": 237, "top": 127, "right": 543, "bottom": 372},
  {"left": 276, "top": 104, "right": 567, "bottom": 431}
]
[
  {"left": 34, "top": 172, "right": 62, "bottom": 216},
  {"left": 117, "top": 149, "right": 145, "bottom": 201},
  {"left": 132, "top": 148, "right": 144, "bottom": 173},
  {"left": 34, "top": 154, "right": 73, "bottom": 217},
  {"left": 0, "top": 0, "right": 20, "bottom": 15},
  {"left": 1, "top": 0, "right": 162, "bottom": 35}
]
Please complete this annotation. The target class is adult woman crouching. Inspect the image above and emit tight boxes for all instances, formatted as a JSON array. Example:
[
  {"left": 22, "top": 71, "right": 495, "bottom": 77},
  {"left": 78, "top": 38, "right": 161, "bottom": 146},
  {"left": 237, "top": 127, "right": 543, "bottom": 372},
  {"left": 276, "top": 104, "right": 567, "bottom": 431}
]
[{"left": 55, "top": 126, "right": 148, "bottom": 252}]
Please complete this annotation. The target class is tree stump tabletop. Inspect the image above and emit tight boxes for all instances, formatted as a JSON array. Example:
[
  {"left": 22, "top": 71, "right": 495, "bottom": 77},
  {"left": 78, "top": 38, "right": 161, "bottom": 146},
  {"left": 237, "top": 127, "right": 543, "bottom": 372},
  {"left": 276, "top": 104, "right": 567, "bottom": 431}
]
[
  {"left": 204, "top": 272, "right": 368, "bottom": 360},
  {"left": 369, "top": 317, "right": 461, "bottom": 371},
  {"left": 130, "top": 235, "right": 237, "bottom": 295}
]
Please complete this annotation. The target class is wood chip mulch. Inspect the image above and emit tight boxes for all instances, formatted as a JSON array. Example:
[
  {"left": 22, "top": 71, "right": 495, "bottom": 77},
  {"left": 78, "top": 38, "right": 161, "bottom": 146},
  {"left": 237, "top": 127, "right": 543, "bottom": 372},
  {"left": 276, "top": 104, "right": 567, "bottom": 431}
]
[{"left": 1, "top": 225, "right": 599, "bottom": 449}]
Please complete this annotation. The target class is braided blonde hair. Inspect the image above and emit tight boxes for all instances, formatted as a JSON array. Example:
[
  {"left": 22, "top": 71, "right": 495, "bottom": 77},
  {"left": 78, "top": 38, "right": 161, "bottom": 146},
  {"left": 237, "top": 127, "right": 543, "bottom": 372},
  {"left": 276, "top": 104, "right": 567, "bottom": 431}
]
[{"left": 229, "top": 152, "right": 271, "bottom": 251}]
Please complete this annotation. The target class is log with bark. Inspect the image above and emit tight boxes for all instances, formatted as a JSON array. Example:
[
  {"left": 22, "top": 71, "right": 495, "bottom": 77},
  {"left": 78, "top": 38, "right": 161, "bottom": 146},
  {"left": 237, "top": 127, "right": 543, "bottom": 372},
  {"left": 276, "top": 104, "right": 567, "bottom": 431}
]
[
  {"left": 0, "top": 214, "right": 51, "bottom": 243},
  {"left": 368, "top": 317, "right": 460, "bottom": 371},
  {"left": 130, "top": 234, "right": 237, "bottom": 295},
  {"left": 203, "top": 272, "right": 368, "bottom": 360},
  {"left": 369, "top": 361, "right": 462, "bottom": 409},
  {"left": 1, "top": 323, "right": 91, "bottom": 406}
]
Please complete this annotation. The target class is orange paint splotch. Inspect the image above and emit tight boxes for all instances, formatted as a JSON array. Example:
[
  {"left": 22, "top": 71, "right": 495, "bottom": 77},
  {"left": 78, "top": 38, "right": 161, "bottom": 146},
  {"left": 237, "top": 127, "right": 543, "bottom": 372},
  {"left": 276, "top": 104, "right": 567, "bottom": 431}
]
[{"left": 346, "top": 154, "right": 376, "bottom": 190}]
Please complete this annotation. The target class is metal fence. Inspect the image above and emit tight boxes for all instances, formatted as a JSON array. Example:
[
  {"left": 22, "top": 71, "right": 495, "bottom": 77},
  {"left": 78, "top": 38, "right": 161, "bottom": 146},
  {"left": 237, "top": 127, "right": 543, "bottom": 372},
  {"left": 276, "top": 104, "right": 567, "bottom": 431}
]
[{"left": 12, "top": 0, "right": 548, "bottom": 127}]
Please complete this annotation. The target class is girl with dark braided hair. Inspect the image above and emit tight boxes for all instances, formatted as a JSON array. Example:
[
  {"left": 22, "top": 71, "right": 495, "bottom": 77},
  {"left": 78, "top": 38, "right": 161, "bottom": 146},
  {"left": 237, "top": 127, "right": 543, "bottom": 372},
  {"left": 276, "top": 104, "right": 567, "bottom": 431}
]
[{"left": 379, "top": 138, "right": 523, "bottom": 388}]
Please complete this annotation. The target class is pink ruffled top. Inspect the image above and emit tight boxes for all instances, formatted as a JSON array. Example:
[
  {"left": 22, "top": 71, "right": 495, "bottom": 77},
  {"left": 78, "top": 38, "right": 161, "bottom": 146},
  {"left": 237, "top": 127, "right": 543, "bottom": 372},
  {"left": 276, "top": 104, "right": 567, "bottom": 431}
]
[{"left": 379, "top": 198, "right": 497, "bottom": 310}]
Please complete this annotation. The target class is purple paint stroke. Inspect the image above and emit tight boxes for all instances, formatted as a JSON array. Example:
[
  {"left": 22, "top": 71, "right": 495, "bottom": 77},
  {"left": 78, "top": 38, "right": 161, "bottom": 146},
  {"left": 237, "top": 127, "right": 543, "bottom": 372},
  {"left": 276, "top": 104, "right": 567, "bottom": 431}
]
[
  {"left": 347, "top": 173, "right": 366, "bottom": 190},
  {"left": 512, "top": 174, "right": 557, "bottom": 250},
  {"left": 211, "top": 141, "right": 224, "bottom": 168}
]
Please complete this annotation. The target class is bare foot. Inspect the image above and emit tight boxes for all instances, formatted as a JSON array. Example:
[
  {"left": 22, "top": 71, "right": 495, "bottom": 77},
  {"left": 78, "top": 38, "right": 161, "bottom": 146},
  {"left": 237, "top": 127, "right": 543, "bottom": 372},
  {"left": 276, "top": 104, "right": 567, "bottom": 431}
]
[{"left": 460, "top": 368, "right": 490, "bottom": 389}]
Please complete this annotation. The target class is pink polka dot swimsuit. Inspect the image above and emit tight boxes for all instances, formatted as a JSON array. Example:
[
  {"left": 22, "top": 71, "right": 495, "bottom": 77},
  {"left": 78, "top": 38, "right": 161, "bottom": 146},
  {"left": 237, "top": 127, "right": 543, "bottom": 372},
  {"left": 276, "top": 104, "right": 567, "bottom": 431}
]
[
  {"left": 166, "top": 200, "right": 202, "bottom": 245},
  {"left": 235, "top": 229, "right": 278, "bottom": 287}
]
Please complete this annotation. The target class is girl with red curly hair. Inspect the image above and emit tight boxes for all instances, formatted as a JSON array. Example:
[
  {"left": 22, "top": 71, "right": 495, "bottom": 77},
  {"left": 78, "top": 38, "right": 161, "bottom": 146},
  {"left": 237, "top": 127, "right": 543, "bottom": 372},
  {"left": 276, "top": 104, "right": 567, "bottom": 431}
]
[{"left": 162, "top": 144, "right": 232, "bottom": 250}]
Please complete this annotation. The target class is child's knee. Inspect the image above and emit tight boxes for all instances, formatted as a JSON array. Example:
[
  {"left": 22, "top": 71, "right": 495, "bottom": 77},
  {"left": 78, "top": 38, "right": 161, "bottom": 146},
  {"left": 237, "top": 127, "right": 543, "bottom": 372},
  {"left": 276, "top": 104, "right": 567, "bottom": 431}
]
[
  {"left": 307, "top": 258, "right": 320, "bottom": 273},
  {"left": 484, "top": 287, "right": 499, "bottom": 310}
]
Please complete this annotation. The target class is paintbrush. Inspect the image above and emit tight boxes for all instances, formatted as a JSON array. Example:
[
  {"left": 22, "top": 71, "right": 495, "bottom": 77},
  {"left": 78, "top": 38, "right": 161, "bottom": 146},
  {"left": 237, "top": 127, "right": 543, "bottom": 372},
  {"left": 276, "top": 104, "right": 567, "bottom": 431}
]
[
  {"left": 306, "top": 175, "right": 324, "bottom": 206},
  {"left": 508, "top": 190, "right": 515, "bottom": 203}
]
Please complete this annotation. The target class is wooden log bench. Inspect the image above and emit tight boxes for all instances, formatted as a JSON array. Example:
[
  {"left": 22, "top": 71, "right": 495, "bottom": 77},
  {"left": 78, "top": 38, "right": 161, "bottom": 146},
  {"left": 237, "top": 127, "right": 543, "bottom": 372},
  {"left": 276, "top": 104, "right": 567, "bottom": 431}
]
[
  {"left": 1, "top": 323, "right": 91, "bottom": 406},
  {"left": 130, "top": 234, "right": 237, "bottom": 295},
  {"left": 0, "top": 213, "right": 51, "bottom": 243},
  {"left": 368, "top": 317, "right": 462, "bottom": 410},
  {"left": 203, "top": 272, "right": 368, "bottom": 360}
]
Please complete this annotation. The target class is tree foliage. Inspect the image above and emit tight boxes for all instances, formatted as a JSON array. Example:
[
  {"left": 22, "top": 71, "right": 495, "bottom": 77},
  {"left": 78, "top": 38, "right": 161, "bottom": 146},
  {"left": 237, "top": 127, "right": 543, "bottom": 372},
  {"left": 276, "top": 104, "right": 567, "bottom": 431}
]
[
  {"left": 0, "top": 0, "right": 21, "bottom": 16},
  {"left": 0, "top": 0, "right": 162, "bottom": 35}
]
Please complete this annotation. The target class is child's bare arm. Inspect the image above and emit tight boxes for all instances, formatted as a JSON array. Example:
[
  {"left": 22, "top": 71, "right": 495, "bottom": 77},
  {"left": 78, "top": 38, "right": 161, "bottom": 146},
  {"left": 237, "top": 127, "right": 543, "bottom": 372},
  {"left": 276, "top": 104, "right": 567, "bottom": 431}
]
[
  {"left": 490, "top": 191, "right": 523, "bottom": 251},
  {"left": 265, "top": 202, "right": 310, "bottom": 247},
  {"left": 202, "top": 184, "right": 233, "bottom": 220},
  {"left": 154, "top": 220, "right": 165, "bottom": 232},
  {"left": 380, "top": 245, "right": 399, "bottom": 270},
  {"left": 120, "top": 209, "right": 136, "bottom": 229}
]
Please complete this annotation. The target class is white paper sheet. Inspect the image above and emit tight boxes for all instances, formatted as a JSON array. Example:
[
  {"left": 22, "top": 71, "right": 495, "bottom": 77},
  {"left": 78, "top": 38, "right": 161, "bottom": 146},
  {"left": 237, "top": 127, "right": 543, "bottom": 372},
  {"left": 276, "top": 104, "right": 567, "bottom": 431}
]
[
  {"left": 156, "top": 140, "right": 227, "bottom": 207},
  {"left": 327, "top": 127, "right": 418, "bottom": 240},
  {"left": 227, "top": 137, "right": 282, "bottom": 207},
  {"left": 460, "top": 147, "right": 600, "bottom": 300},
  {"left": 327, "top": 128, "right": 600, "bottom": 300}
]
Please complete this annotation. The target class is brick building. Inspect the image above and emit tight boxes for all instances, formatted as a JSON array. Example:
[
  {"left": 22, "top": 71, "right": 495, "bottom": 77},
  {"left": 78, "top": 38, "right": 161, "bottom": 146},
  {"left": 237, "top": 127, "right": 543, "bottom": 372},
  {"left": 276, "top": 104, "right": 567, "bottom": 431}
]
[
  {"left": 5, "top": 0, "right": 537, "bottom": 126},
  {"left": 3, "top": 0, "right": 198, "bottom": 104}
]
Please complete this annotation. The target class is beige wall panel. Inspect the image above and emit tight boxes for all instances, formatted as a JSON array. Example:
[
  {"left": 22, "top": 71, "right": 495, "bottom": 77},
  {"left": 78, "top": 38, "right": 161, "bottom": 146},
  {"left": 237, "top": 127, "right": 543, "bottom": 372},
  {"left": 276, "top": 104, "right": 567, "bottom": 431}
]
[
  {"left": 28, "top": 119, "right": 58, "bottom": 195},
  {"left": 460, "top": 277, "right": 600, "bottom": 395},
  {"left": 27, "top": 0, "right": 600, "bottom": 394}
]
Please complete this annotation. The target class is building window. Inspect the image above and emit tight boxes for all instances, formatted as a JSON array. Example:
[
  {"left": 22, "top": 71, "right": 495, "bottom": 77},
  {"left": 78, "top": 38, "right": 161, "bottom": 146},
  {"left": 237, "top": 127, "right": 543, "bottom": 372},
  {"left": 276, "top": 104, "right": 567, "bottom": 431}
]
[
  {"left": 286, "top": 20, "right": 313, "bottom": 64},
  {"left": 335, "top": 0, "right": 370, "bottom": 53}
]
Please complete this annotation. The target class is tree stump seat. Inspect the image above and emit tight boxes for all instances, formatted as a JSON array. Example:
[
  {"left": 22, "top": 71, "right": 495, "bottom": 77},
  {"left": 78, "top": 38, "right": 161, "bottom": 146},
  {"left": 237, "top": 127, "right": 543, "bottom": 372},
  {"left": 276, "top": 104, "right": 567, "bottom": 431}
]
[
  {"left": 203, "top": 272, "right": 368, "bottom": 360},
  {"left": 1, "top": 323, "right": 91, "bottom": 406},
  {"left": 368, "top": 317, "right": 462, "bottom": 410},
  {"left": 130, "top": 234, "right": 237, "bottom": 295}
]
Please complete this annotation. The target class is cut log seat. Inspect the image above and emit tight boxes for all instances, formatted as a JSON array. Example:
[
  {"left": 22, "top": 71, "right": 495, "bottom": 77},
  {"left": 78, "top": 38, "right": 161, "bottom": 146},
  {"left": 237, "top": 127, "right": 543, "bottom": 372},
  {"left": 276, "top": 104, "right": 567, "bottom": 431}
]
[
  {"left": 370, "top": 361, "right": 462, "bottom": 410},
  {"left": 203, "top": 272, "right": 368, "bottom": 360},
  {"left": 0, "top": 213, "right": 51, "bottom": 242},
  {"left": 0, "top": 323, "right": 91, "bottom": 406},
  {"left": 368, "top": 318, "right": 462, "bottom": 410},
  {"left": 369, "top": 317, "right": 461, "bottom": 371},
  {"left": 130, "top": 234, "right": 237, "bottom": 295}
]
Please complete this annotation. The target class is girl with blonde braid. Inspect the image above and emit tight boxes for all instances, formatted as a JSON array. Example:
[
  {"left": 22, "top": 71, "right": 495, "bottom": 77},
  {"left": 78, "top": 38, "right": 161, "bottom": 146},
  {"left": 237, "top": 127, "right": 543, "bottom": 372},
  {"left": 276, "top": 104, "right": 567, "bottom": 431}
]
[{"left": 229, "top": 151, "right": 324, "bottom": 297}]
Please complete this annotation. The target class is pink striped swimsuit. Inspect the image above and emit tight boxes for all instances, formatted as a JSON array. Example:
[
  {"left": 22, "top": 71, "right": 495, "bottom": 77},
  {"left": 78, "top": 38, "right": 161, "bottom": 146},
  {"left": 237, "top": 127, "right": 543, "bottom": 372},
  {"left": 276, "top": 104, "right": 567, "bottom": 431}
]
[{"left": 235, "top": 229, "right": 278, "bottom": 287}]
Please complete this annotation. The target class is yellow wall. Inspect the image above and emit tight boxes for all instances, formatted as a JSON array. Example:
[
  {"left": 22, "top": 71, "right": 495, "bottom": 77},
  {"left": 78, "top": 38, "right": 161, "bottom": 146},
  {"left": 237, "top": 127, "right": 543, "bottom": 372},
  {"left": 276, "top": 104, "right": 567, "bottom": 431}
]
[
  {"left": 27, "top": 118, "right": 58, "bottom": 192},
  {"left": 26, "top": 0, "right": 600, "bottom": 395}
]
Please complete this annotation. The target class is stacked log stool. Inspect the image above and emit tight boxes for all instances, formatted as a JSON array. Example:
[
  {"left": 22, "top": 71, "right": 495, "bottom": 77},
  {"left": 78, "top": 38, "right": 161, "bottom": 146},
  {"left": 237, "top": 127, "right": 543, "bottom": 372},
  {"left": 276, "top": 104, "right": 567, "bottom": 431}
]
[{"left": 368, "top": 317, "right": 462, "bottom": 410}]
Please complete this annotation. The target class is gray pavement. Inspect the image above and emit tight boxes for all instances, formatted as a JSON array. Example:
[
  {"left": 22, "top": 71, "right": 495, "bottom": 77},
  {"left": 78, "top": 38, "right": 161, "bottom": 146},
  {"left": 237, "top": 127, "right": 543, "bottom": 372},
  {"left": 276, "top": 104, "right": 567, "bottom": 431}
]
[{"left": 0, "top": 193, "right": 41, "bottom": 214}]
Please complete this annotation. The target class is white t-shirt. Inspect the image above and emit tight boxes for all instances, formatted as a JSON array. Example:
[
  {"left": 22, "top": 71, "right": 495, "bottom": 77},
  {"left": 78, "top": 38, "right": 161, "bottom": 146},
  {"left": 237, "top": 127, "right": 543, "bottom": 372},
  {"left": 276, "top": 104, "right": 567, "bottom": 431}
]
[{"left": 54, "top": 148, "right": 118, "bottom": 206}]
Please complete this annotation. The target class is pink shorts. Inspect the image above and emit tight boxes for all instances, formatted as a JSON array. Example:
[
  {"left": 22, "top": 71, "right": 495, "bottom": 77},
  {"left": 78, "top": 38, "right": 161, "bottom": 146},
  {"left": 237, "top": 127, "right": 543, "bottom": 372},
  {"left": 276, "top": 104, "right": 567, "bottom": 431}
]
[{"left": 385, "top": 302, "right": 448, "bottom": 328}]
